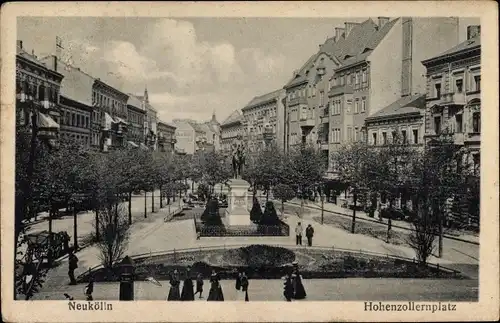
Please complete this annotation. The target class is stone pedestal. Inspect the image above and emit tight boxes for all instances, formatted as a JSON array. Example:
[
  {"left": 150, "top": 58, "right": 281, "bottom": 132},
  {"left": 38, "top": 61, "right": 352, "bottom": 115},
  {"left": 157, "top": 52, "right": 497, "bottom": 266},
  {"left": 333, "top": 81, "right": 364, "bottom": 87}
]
[{"left": 226, "top": 178, "right": 251, "bottom": 226}]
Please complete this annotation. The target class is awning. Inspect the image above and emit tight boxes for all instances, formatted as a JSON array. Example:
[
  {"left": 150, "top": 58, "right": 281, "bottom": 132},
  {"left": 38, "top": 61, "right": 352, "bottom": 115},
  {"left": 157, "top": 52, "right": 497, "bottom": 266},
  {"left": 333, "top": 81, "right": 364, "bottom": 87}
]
[
  {"left": 38, "top": 112, "right": 59, "bottom": 130},
  {"left": 128, "top": 141, "right": 139, "bottom": 148},
  {"left": 103, "top": 112, "right": 114, "bottom": 130},
  {"left": 139, "top": 143, "right": 149, "bottom": 150},
  {"left": 114, "top": 117, "right": 128, "bottom": 125}
]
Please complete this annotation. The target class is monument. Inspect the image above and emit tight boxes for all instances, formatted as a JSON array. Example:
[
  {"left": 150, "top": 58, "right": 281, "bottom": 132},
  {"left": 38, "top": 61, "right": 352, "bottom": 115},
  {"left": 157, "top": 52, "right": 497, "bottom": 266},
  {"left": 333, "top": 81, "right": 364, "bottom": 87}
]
[{"left": 226, "top": 143, "right": 252, "bottom": 226}]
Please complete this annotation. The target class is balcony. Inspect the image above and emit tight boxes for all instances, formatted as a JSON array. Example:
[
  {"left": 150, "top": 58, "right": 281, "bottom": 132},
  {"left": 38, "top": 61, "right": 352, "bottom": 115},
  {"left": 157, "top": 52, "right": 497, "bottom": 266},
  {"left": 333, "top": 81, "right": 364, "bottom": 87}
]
[
  {"left": 288, "top": 96, "right": 308, "bottom": 107},
  {"left": 299, "top": 115, "right": 315, "bottom": 129},
  {"left": 329, "top": 84, "right": 353, "bottom": 96},
  {"left": 440, "top": 92, "right": 466, "bottom": 106}
]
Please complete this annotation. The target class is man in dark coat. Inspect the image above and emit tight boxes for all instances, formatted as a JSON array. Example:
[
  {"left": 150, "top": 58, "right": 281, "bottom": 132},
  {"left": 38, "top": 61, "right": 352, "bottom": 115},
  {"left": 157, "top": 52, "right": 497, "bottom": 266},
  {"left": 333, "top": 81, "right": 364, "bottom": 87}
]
[
  {"left": 305, "top": 224, "right": 314, "bottom": 247},
  {"left": 68, "top": 248, "right": 78, "bottom": 285},
  {"left": 180, "top": 266, "right": 195, "bottom": 301}
]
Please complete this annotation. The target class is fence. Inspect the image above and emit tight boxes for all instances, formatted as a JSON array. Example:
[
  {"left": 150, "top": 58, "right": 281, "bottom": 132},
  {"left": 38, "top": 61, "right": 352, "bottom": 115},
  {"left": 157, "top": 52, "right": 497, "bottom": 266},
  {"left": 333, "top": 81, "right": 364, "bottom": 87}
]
[{"left": 193, "top": 215, "right": 289, "bottom": 237}]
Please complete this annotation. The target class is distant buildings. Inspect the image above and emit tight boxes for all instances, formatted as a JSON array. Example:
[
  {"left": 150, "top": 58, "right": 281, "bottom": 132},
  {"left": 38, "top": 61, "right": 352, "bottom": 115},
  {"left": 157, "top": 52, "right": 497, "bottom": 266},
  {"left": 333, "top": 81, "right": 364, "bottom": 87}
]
[
  {"left": 157, "top": 121, "right": 177, "bottom": 155},
  {"left": 126, "top": 95, "right": 146, "bottom": 148},
  {"left": 242, "top": 89, "right": 286, "bottom": 152},
  {"left": 220, "top": 110, "right": 244, "bottom": 154}
]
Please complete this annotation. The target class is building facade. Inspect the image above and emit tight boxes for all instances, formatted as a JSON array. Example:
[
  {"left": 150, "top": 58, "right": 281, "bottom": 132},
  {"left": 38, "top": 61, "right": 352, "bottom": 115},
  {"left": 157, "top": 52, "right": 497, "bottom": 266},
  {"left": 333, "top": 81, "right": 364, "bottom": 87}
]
[
  {"left": 365, "top": 93, "right": 426, "bottom": 148},
  {"left": 220, "top": 110, "right": 244, "bottom": 155},
  {"left": 137, "top": 88, "right": 158, "bottom": 150},
  {"left": 157, "top": 121, "right": 177, "bottom": 155},
  {"left": 173, "top": 119, "right": 197, "bottom": 155},
  {"left": 422, "top": 25, "right": 481, "bottom": 175},
  {"left": 242, "top": 89, "right": 286, "bottom": 152},
  {"left": 40, "top": 55, "right": 94, "bottom": 148},
  {"left": 16, "top": 41, "right": 63, "bottom": 146},
  {"left": 126, "top": 95, "right": 146, "bottom": 147},
  {"left": 199, "top": 112, "right": 221, "bottom": 152},
  {"left": 284, "top": 17, "right": 459, "bottom": 173}
]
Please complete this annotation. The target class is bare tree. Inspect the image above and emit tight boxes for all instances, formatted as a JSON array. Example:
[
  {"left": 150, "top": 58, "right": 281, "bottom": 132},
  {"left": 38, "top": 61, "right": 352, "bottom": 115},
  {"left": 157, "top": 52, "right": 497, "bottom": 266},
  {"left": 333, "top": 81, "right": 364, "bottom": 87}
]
[
  {"left": 407, "top": 199, "right": 436, "bottom": 265},
  {"left": 95, "top": 204, "right": 130, "bottom": 272}
]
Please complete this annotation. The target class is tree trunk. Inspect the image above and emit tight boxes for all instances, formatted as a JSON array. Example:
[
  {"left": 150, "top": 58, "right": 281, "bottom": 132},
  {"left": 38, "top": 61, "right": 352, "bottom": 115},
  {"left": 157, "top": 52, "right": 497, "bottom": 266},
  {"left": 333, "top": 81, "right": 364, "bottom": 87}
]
[
  {"left": 48, "top": 205, "right": 53, "bottom": 265},
  {"left": 152, "top": 189, "right": 155, "bottom": 213},
  {"left": 95, "top": 208, "right": 99, "bottom": 240},
  {"left": 351, "top": 193, "right": 357, "bottom": 234},
  {"left": 73, "top": 206, "right": 78, "bottom": 251},
  {"left": 321, "top": 197, "right": 324, "bottom": 225},
  {"left": 191, "top": 180, "right": 194, "bottom": 192},
  {"left": 266, "top": 187, "right": 269, "bottom": 202},
  {"left": 114, "top": 202, "right": 118, "bottom": 228},
  {"left": 438, "top": 208, "right": 443, "bottom": 258},
  {"left": 160, "top": 186, "right": 163, "bottom": 209},
  {"left": 144, "top": 191, "right": 147, "bottom": 218},
  {"left": 128, "top": 192, "right": 132, "bottom": 225}
]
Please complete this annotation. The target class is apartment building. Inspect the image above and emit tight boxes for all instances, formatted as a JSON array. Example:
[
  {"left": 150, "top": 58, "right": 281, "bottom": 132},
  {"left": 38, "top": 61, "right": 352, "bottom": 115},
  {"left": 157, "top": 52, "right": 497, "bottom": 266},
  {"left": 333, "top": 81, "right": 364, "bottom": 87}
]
[
  {"left": 157, "top": 121, "right": 177, "bottom": 155},
  {"left": 220, "top": 110, "right": 244, "bottom": 154},
  {"left": 126, "top": 95, "right": 146, "bottom": 148},
  {"left": 422, "top": 25, "right": 481, "bottom": 175},
  {"left": 173, "top": 119, "right": 197, "bottom": 155},
  {"left": 242, "top": 89, "right": 286, "bottom": 152},
  {"left": 284, "top": 17, "right": 459, "bottom": 172}
]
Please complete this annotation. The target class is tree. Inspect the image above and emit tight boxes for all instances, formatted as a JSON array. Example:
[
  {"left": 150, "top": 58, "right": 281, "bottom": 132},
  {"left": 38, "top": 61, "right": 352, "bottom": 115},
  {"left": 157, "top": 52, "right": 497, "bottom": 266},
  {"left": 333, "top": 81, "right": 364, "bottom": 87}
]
[
  {"left": 95, "top": 204, "right": 130, "bottom": 272},
  {"left": 249, "top": 197, "right": 263, "bottom": 223},
  {"left": 285, "top": 144, "right": 326, "bottom": 216},
  {"left": 273, "top": 183, "right": 296, "bottom": 218},
  {"left": 407, "top": 199, "right": 436, "bottom": 265},
  {"left": 250, "top": 142, "right": 285, "bottom": 201},
  {"left": 331, "top": 141, "right": 374, "bottom": 233}
]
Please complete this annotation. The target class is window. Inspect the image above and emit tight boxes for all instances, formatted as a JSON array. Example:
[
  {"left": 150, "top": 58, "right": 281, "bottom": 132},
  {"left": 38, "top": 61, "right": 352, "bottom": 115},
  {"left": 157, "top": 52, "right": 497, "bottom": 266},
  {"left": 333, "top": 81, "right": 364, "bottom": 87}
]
[
  {"left": 401, "top": 130, "right": 407, "bottom": 144},
  {"left": 361, "top": 98, "right": 366, "bottom": 112},
  {"left": 472, "top": 153, "right": 480, "bottom": 175},
  {"left": 362, "top": 69, "right": 367, "bottom": 83},
  {"left": 347, "top": 127, "right": 352, "bottom": 142},
  {"left": 382, "top": 132, "right": 387, "bottom": 145},
  {"left": 346, "top": 73, "right": 351, "bottom": 85},
  {"left": 474, "top": 75, "right": 481, "bottom": 92},
  {"left": 333, "top": 77, "right": 338, "bottom": 86},
  {"left": 434, "top": 116, "right": 441, "bottom": 134},
  {"left": 354, "top": 99, "right": 359, "bottom": 113},
  {"left": 355, "top": 72, "right": 360, "bottom": 84},
  {"left": 340, "top": 75, "right": 345, "bottom": 86},
  {"left": 455, "top": 79, "right": 463, "bottom": 93},
  {"left": 372, "top": 132, "right": 377, "bottom": 145},
  {"left": 472, "top": 112, "right": 480, "bottom": 133},
  {"left": 354, "top": 127, "right": 358, "bottom": 141},
  {"left": 456, "top": 114, "right": 463, "bottom": 133},
  {"left": 413, "top": 129, "right": 419, "bottom": 144},
  {"left": 319, "top": 91, "right": 324, "bottom": 106},
  {"left": 391, "top": 130, "right": 397, "bottom": 143},
  {"left": 346, "top": 100, "right": 352, "bottom": 113},
  {"left": 71, "top": 113, "right": 76, "bottom": 126},
  {"left": 435, "top": 83, "right": 441, "bottom": 99}
]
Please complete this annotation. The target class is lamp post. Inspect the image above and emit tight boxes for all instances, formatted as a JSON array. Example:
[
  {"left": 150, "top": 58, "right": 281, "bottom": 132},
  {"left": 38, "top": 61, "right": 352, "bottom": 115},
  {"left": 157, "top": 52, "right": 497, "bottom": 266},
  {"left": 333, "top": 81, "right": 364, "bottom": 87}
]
[{"left": 119, "top": 256, "right": 135, "bottom": 300}]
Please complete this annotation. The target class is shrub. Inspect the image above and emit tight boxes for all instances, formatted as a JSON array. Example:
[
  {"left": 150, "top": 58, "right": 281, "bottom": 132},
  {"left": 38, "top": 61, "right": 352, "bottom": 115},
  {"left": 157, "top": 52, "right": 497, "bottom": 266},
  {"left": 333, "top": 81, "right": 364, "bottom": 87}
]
[
  {"left": 222, "top": 245, "right": 295, "bottom": 267},
  {"left": 204, "top": 198, "right": 223, "bottom": 226},
  {"left": 260, "top": 201, "right": 280, "bottom": 225},
  {"left": 249, "top": 197, "right": 263, "bottom": 223}
]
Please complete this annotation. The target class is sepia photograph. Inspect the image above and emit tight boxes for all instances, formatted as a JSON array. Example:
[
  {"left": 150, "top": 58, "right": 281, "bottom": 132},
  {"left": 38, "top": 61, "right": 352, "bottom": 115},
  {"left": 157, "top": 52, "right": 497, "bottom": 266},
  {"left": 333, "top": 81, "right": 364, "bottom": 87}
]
[{"left": 1, "top": 1, "right": 498, "bottom": 322}]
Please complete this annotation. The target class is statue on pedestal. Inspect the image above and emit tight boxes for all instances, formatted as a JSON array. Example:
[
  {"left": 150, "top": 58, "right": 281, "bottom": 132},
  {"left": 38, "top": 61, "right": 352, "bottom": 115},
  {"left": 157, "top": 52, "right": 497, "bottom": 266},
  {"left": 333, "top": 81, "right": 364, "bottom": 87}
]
[{"left": 232, "top": 143, "right": 246, "bottom": 179}]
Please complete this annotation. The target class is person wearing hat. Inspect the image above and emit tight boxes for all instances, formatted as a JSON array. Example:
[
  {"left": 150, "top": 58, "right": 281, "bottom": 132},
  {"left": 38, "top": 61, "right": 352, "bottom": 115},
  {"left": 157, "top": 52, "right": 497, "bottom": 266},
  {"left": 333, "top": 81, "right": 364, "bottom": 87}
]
[
  {"left": 194, "top": 272, "right": 204, "bottom": 299},
  {"left": 180, "top": 266, "right": 195, "bottom": 301},
  {"left": 295, "top": 222, "right": 303, "bottom": 246},
  {"left": 305, "top": 224, "right": 314, "bottom": 247},
  {"left": 283, "top": 271, "right": 294, "bottom": 301},
  {"left": 239, "top": 271, "right": 249, "bottom": 301},
  {"left": 167, "top": 269, "right": 181, "bottom": 301},
  {"left": 291, "top": 262, "right": 306, "bottom": 300},
  {"left": 68, "top": 247, "right": 79, "bottom": 285},
  {"left": 207, "top": 270, "right": 224, "bottom": 301}
]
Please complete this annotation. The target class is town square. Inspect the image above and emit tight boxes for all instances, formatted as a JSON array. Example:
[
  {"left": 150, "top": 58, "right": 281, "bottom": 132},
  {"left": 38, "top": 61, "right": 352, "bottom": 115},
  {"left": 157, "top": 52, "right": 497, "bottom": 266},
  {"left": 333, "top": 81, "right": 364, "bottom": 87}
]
[{"left": 12, "top": 15, "right": 481, "bottom": 303}]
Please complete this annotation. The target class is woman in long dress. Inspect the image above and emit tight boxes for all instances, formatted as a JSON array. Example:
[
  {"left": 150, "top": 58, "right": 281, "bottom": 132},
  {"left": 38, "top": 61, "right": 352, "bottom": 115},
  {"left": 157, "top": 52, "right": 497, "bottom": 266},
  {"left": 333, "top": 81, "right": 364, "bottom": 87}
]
[
  {"left": 167, "top": 270, "right": 181, "bottom": 301},
  {"left": 291, "top": 264, "right": 306, "bottom": 300},
  {"left": 207, "top": 270, "right": 224, "bottom": 301},
  {"left": 180, "top": 266, "right": 195, "bottom": 301},
  {"left": 240, "top": 272, "right": 249, "bottom": 301},
  {"left": 283, "top": 273, "right": 293, "bottom": 301}
]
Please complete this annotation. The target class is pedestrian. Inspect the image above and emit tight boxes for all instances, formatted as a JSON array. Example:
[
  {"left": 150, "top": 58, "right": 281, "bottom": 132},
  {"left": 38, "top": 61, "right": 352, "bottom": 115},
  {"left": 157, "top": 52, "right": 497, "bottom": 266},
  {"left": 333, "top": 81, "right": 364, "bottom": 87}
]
[
  {"left": 291, "top": 262, "right": 306, "bottom": 300},
  {"left": 283, "top": 272, "right": 293, "bottom": 302},
  {"left": 194, "top": 273, "right": 204, "bottom": 299},
  {"left": 180, "top": 266, "right": 195, "bottom": 301},
  {"left": 305, "top": 224, "right": 314, "bottom": 247},
  {"left": 235, "top": 271, "right": 242, "bottom": 291},
  {"left": 68, "top": 248, "right": 78, "bottom": 285},
  {"left": 295, "top": 222, "right": 303, "bottom": 246},
  {"left": 240, "top": 271, "right": 249, "bottom": 302},
  {"left": 386, "top": 217, "right": 392, "bottom": 243},
  {"left": 167, "top": 270, "right": 181, "bottom": 301},
  {"left": 84, "top": 277, "right": 94, "bottom": 301},
  {"left": 207, "top": 270, "right": 224, "bottom": 301}
]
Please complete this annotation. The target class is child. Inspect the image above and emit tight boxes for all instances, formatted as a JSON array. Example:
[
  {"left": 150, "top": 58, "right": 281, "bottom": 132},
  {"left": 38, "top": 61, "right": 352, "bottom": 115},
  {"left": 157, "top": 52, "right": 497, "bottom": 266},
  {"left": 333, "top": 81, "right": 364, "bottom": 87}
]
[
  {"left": 84, "top": 277, "right": 94, "bottom": 301},
  {"left": 194, "top": 273, "right": 204, "bottom": 298}
]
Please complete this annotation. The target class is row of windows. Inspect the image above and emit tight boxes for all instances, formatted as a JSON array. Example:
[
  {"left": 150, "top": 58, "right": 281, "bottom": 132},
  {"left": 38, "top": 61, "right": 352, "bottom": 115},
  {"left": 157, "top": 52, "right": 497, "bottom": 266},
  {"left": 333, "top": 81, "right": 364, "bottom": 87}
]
[
  {"left": 245, "top": 106, "right": 278, "bottom": 120},
  {"left": 128, "top": 111, "right": 144, "bottom": 124},
  {"left": 92, "top": 91, "right": 126, "bottom": 115},
  {"left": 16, "top": 80, "right": 58, "bottom": 103},
  {"left": 61, "top": 132, "right": 90, "bottom": 147},
  {"left": 370, "top": 129, "right": 419, "bottom": 146},
  {"left": 332, "top": 68, "right": 368, "bottom": 88},
  {"left": 433, "top": 110, "right": 480, "bottom": 135},
  {"left": 61, "top": 109, "right": 90, "bottom": 128},
  {"left": 431, "top": 69, "right": 481, "bottom": 99}
]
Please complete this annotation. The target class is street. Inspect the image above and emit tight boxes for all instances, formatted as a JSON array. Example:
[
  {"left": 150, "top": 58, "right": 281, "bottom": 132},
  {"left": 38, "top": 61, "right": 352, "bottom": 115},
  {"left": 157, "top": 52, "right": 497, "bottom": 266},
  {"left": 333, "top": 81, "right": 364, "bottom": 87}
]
[{"left": 32, "top": 278, "right": 478, "bottom": 301}]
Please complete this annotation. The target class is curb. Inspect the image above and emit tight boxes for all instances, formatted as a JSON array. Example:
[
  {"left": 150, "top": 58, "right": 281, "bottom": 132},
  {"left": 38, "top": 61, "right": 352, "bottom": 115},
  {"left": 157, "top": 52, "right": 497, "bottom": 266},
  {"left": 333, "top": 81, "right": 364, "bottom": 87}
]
[{"left": 285, "top": 201, "right": 479, "bottom": 246}]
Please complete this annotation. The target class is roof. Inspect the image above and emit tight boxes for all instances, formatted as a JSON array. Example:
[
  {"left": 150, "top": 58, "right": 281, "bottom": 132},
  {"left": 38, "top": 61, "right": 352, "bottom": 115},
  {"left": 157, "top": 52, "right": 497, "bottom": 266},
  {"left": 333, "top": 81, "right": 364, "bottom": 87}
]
[
  {"left": 127, "top": 95, "right": 143, "bottom": 109},
  {"left": 422, "top": 36, "right": 481, "bottom": 65},
  {"left": 366, "top": 93, "right": 426, "bottom": 121},
  {"left": 284, "top": 18, "right": 397, "bottom": 88},
  {"left": 54, "top": 60, "right": 94, "bottom": 107},
  {"left": 17, "top": 48, "right": 64, "bottom": 79},
  {"left": 221, "top": 110, "right": 242, "bottom": 126},
  {"left": 202, "top": 121, "right": 220, "bottom": 134},
  {"left": 188, "top": 121, "right": 206, "bottom": 134},
  {"left": 243, "top": 89, "right": 284, "bottom": 111},
  {"left": 158, "top": 120, "right": 176, "bottom": 129}
]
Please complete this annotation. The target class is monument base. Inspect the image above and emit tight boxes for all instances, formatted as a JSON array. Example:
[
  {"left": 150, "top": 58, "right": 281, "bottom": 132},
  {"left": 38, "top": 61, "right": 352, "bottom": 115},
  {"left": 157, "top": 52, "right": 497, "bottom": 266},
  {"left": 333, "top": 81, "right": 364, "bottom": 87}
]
[{"left": 226, "top": 178, "right": 252, "bottom": 226}]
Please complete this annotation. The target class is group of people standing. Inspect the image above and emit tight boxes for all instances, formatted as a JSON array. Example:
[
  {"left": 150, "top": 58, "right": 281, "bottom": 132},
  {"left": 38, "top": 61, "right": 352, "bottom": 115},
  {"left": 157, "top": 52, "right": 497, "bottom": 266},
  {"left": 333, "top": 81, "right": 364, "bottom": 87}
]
[
  {"left": 166, "top": 266, "right": 204, "bottom": 301},
  {"left": 295, "top": 222, "right": 315, "bottom": 247},
  {"left": 283, "top": 262, "right": 307, "bottom": 301}
]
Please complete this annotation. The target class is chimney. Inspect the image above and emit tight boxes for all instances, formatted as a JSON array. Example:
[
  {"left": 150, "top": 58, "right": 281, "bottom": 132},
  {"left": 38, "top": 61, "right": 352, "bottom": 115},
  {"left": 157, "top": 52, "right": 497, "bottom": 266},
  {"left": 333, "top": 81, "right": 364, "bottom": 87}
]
[
  {"left": 378, "top": 17, "right": 390, "bottom": 28},
  {"left": 467, "top": 25, "right": 481, "bottom": 40},
  {"left": 344, "top": 22, "right": 360, "bottom": 38},
  {"left": 335, "top": 27, "right": 345, "bottom": 41},
  {"left": 17, "top": 40, "right": 23, "bottom": 49}
]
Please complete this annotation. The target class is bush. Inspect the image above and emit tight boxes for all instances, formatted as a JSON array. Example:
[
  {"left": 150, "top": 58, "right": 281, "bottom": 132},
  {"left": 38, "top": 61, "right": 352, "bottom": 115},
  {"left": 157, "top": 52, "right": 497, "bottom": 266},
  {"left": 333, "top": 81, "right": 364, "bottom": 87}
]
[
  {"left": 260, "top": 201, "right": 280, "bottom": 225},
  {"left": 203, "top": 198, "right": 223, "bottom": 226},
  {"left": 222, "top": 245, "right": 295, "bottom": 267},
  {"left": 249, "top": 197, "right": 263, "bottom": 223}
]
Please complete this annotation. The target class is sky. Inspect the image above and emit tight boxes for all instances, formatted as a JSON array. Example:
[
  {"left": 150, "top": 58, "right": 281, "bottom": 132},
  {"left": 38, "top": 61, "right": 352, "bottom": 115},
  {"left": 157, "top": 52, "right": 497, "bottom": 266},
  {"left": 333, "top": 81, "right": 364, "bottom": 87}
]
[{"left": 17, "top": 17, "right": 480, "bottom": 124}]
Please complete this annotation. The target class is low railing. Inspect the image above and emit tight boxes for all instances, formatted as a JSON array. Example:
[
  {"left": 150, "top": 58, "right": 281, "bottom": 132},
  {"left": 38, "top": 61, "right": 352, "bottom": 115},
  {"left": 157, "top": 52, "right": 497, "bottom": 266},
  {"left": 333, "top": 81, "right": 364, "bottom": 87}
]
[{"left": 193, "top": 215, "right": 289, "bottom": 237}]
